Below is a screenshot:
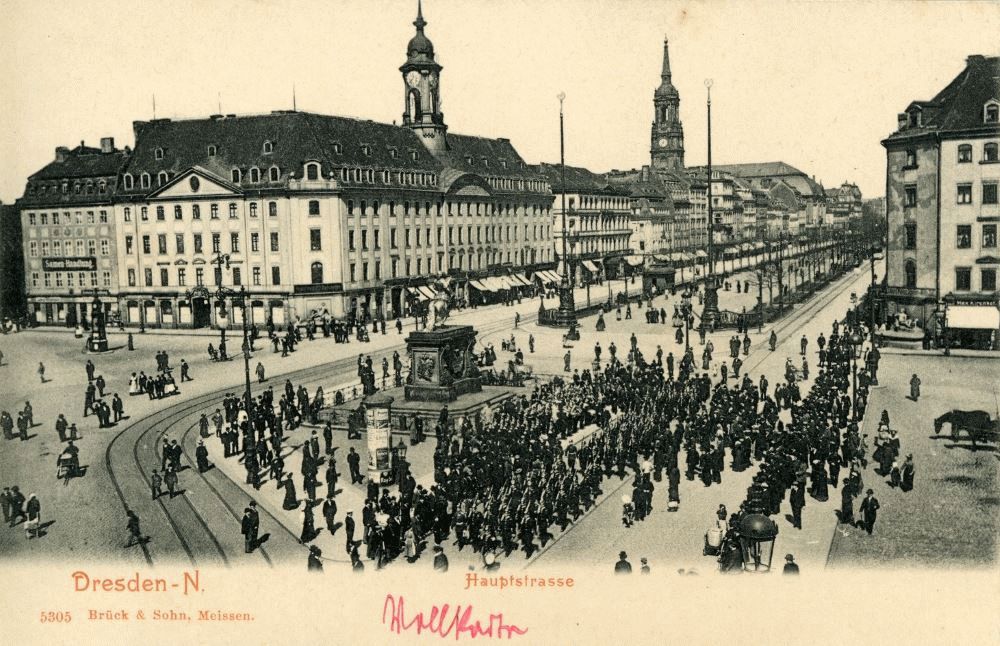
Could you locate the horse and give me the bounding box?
[933,410,1000,448]
[426,295,450,330]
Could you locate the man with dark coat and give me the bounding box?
[614,550,632,574]
[840,480,855,525]
[433,545,449,572]
[195,440,210,472]
[241,506,257,553]
[790,481,806,529]
[347,447,363,484]
[859,489,880,535]
[322,495,337,534]
[782,554,800,575]
[325,459,338,498]
[344,511,356,553]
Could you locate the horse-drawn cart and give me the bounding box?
[933,410,1000,448]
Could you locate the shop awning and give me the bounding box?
[469,279,489,292]
[695,250,708,258]
[418,286,437,300]
[513,273,533,287]
[536,270,562,284]
[407,286,429,301]
[582,260,600,273]
[946,305,1000,330]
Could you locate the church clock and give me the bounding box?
[658,138,668,148]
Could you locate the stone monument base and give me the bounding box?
[404,325,482,403]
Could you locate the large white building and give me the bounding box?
[19,3,555,329]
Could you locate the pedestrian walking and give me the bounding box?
[347,447,363,484]
[242,502,260,553]
[859,489,880,535]
[909,374,921,401]
[180,360,192,382]
[782,554,800,575]
[125,510,145,547]
[24,494,40,539]
[38,362,45,383]
[163,465,178,498]
[150,469,163,499]
[614,550,632,574]
[433,544,449,572]
[307,545,324,572]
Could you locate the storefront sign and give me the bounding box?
[42,257,96,272]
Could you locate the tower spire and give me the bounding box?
[661,36,672,80]
[414,0,426,31]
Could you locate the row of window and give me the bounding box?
[124,202,271,222]
[125,231,280,256]
[344,198,549,219]
[904,181,999,207]
[955,224,997,249]
[31,271,112,289]
[343,222,552,252]
[905,142,998,167]
[27,211,108,226]
[338,249,547,285]
[126,265,281,288]
[29,239,110,257]
[27,180,108,197]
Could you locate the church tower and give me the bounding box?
[400,0,447,152]
[650,37,684,171]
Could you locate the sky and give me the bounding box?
[1,0,998,204]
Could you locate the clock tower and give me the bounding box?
[401,0,447,152]
[651,37,684,172]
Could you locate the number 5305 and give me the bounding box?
[40,611,72,623]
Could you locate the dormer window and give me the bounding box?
[140,173,151,189]
[263,140,273,154]
[305,163,319,181]
[207,145,217,156]
[908,110,921,128]
[985,102,999,124]
[231,168,242,183]
[123,174,134,190]
[361,144,372,156]
[154,147,164,160]
[389,148,399,159]
[500,160,508,169]
[269,166,280,181]
[157,171,169,186]
[410,151,418,161]
[482,158,489,167]
[332,142,342,154]
[465,156,473,164]
[383,170,390,183]
[904,149,917,168]
[250,167,260,183]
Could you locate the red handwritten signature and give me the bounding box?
[382,594,528,640]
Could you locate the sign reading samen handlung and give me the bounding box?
[41,257,97,272]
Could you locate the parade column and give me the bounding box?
[364,392,394,485]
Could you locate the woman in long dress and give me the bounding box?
[128,373,140,396]
[300,503,315,543]
[282,475,298,510]
[404,527,418,562]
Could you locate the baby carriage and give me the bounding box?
[703,519,725,556]
[56,450,80,481]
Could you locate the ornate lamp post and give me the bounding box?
[87,288,109,353]
[555,91,577,328]
[737,512,779,573]
[702,78,720,330]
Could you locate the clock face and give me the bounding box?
[406,71,421,88]
[658,138,668,148]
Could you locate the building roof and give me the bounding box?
[438,134,542,184]
[885,55,1000,143]
[693,161,826,199]
[121,111,443,195]
[537,162,623,194]
[28,144,128,181]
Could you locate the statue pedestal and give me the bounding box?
[88,337,110,353]
[405,325,482,403]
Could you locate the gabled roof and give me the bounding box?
[437,134,541,184]
[695,161,826,199]
[885,55,1000,142]
[537,162,623,194]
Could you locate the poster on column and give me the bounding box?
[366,405,391,472]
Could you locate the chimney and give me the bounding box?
[55,146,70,163]
[897,113,907,130]
[967,54,985,65]
[100,137,115,153]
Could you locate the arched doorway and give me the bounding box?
[192,297,211,328]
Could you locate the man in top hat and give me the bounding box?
[614,550,632,574]
[782,554,799,575]
[241,501,259,553]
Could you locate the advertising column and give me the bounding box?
[364,392,394,484]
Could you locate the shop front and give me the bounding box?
[944,297,1000,351]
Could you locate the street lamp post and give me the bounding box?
[869,245,879,346]
[550,91,577,329]
[702,78,720,330]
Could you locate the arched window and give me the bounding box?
[269,166,280,181]
[310,262,323,284]
[408,90,420,121]
[306,163,319,180]
[140,173,151,189]
[904,260,917,288]
[123,174,134,190]
[231,168,242,183]
[157,171,169,186]
[154,147,164,160]
[207,145,217,156]
[958,144,972,163]
[985,143,999,163]
[263,140,273,154]
[249,167,260,183]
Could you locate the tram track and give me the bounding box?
[104,310,525,567]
